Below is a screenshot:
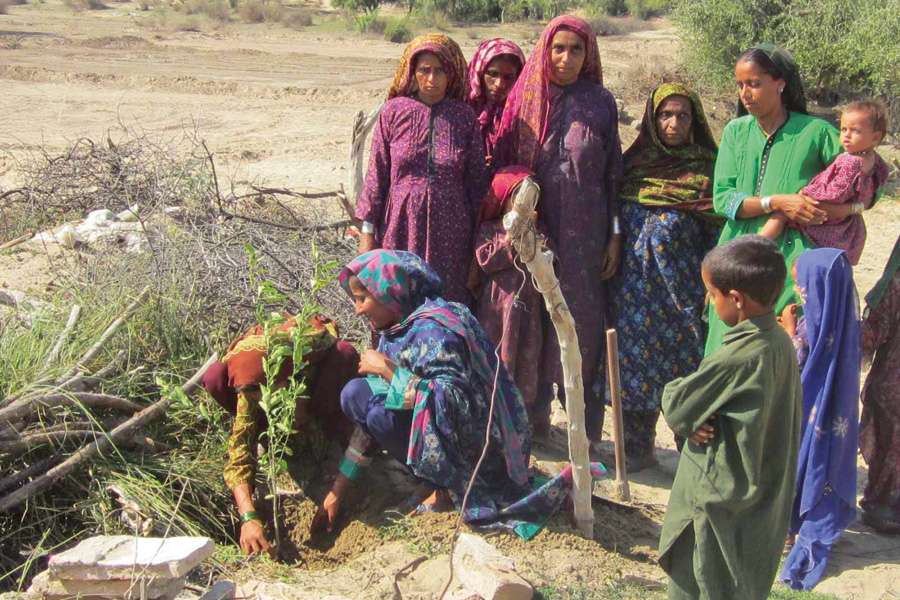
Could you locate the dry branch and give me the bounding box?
[0,392,142,426]
[503,177,593,539]
[43,305,82,369]
[58,286,150,382]
[0,456,61,495]
[0,430,105,457]
[0,354,217,512]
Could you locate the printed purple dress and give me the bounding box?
[355,96,490,304]
[534,81,623,440]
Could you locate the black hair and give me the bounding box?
[702,236,786,307]
[737,48,784,81]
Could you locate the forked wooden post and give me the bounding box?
[347,104,384,211]
[605,328,631,501]
[503,177,593,539]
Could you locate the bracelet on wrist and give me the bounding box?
[612,216,622,235]
[239,510,261,524]
[850,202,864,215]
[760,196,774,214]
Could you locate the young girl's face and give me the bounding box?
[348,276,397,331]
[840,109,882,154]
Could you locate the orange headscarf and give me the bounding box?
[387,33,469,102]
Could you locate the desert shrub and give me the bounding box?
[384,18,413,43]
[352,9,381,32]
[496,0,572,21]
[237,0,264,21]
[261,0,282,21]
[180,0,230,20]
[580,0,625,16]
[587,14,645,35]
[281,7,312,28]
[63,0,108,10]
[674,0,900,131]
[335,0,379,11]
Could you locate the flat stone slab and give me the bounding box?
[28,570,184,600]
[48,536,213,580]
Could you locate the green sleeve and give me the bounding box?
[818,121,842,167]
[712,122,748,220]
[661,355,764,439]
[383,367,416,410]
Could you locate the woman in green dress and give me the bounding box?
[706,43,842,353]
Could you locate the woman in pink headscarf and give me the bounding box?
[495,16,623,444]
[466,38,526,166]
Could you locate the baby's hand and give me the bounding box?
[690,417,715,446]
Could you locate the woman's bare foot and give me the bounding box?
[416,488,453,514]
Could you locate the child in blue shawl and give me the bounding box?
[780,248,861,590]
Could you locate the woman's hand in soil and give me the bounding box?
[773,194,827,226]
[599,234,623,280]
[358,349,396,381]
[240,519,273,556]
[689,418,715,446]
[311,490,341,535]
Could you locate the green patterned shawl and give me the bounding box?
[620,83,719,215]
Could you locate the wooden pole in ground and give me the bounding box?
[503,177,593,539]
[605,328,631,501]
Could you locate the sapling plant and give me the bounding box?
[245,241,338,553]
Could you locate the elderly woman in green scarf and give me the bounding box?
[602,82,720,470]
[705,43,841,353]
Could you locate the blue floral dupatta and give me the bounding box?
[782,248,861,590]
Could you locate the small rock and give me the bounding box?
[615,99,625,112]
[117,205,141,222]
[198,581,235,600]
[453,533,533,600]
[84,209,117,227]
[28,570,184,600]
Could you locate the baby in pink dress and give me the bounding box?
[761,100,890,265]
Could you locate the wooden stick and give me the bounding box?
[0,393,142,426]
[503,177,594,538]
[58,286,151,382]
[605,329,631,502]
[0,456,61,495]
[0,354,217,512]
[347,104,383,210]
[43,305,82,368]
[0,232,34,250]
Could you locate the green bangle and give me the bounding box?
[239,510,261,524]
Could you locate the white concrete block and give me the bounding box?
[49,536,214,581]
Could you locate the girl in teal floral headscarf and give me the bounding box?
[314,250,606,539]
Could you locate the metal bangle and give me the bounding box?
[612,216,622,235]
[851,202,864,215]
[239,510,261,524]
[760,196,774,214]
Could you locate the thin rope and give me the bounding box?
[437,245,530,599]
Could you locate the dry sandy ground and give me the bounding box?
[1,2,898,599]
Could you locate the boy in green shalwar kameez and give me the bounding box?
[659,236,802,600]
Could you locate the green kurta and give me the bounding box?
[659,313,802,600]
[706,112,841,354]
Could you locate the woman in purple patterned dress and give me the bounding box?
[355,34,490,305]
[495,16,623,442]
